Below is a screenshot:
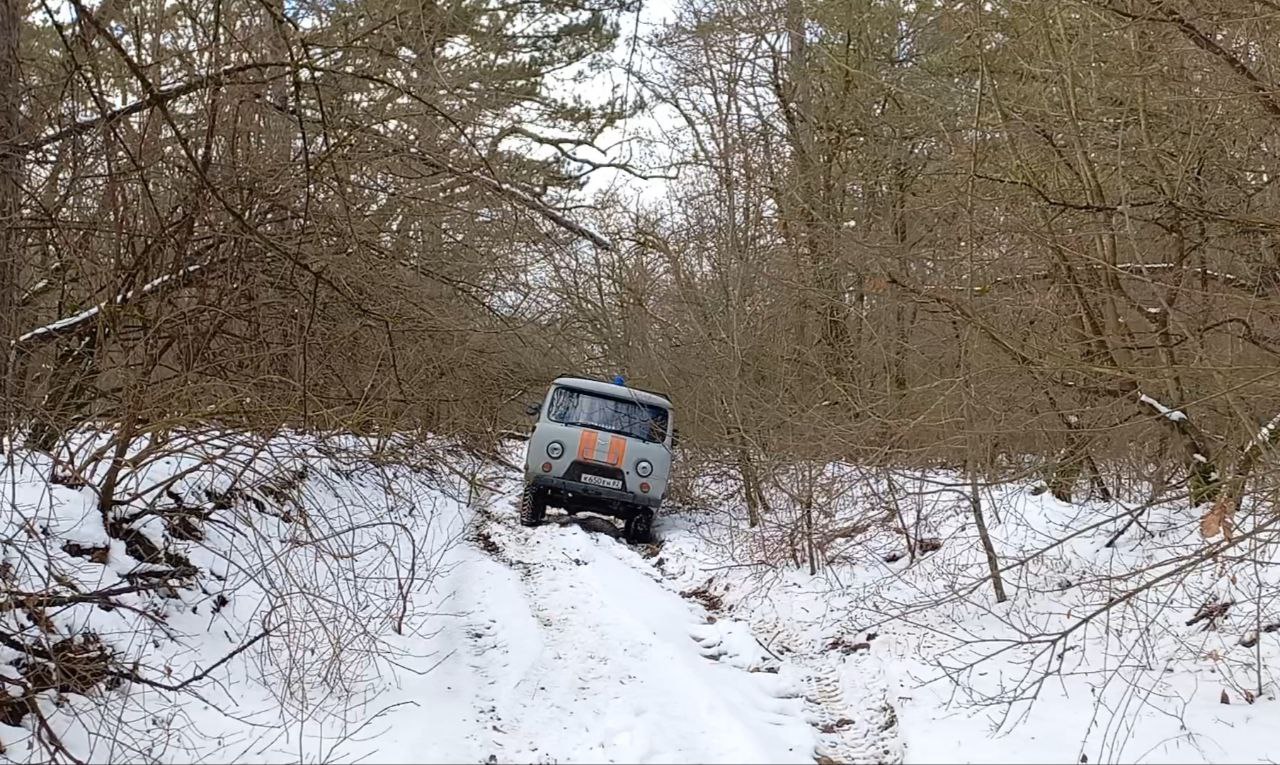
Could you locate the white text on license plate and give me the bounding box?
[581,473,622,490]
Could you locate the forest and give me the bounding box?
[2,0,1280,762]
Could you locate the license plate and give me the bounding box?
[580,473,622,490]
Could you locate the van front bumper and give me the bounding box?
[529,474,661,509]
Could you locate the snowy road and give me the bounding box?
[389,493,821,764]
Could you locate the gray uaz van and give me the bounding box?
[522,376,674,544]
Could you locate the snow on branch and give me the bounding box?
[928,262,1251,295]
[19,278,52,307]
[13,261,212,349]
[1244,412,1280,455]
[1138,392,1188,423]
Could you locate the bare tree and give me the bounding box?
[0,0,19,429]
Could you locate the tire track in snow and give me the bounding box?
[681,610,901,764]
[652,566,903,764]
[801,637,901,764]
[466,465,901,764]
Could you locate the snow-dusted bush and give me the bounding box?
[0,428,477,763]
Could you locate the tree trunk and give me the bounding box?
[969,466,1007,603]
[0,0,21,434]
[734,432,771,529]
[803,488,816,576]
[738,447,762,528]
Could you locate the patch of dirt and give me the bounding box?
[883,537,942,563]
[106,518,196,576]
[2,632,122,732]
[917,537,942,554]
[552,513,623,539]
[471,525,503,557]
[469,506,535,577]
[878,703,897,732]
[679,584,723,613]
[824,636,871,655]
[636,540,664,559]
[1187,599,1233,631]
[62,541,109,564]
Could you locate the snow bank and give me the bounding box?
[656,467,1280,764]
[15,427,1268,764]
[0,431,479,763]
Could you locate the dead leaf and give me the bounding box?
[1200,495,1236,541]
[1220,689,1230,705]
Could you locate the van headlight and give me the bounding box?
[546,441,564,459]
[635,459,653,477]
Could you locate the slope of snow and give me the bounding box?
[656,467,1280,765]
[0,432,479,763]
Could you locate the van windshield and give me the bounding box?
[548,387,669,443]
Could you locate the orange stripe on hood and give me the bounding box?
[577,430,600,462]
[605,436,627,467]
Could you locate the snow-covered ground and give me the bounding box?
[4,435,1277,763]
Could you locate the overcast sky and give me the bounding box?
[575,0,680,205]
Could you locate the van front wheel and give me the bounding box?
[519,486,546,527]
[624,511,653,544]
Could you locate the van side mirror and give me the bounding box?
[524,402,541,417]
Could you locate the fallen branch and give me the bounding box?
[0,583,157,610]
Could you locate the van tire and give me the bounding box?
[624,511,653,544]
[519,486,546,527]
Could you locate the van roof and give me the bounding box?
[553,376,672,409]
